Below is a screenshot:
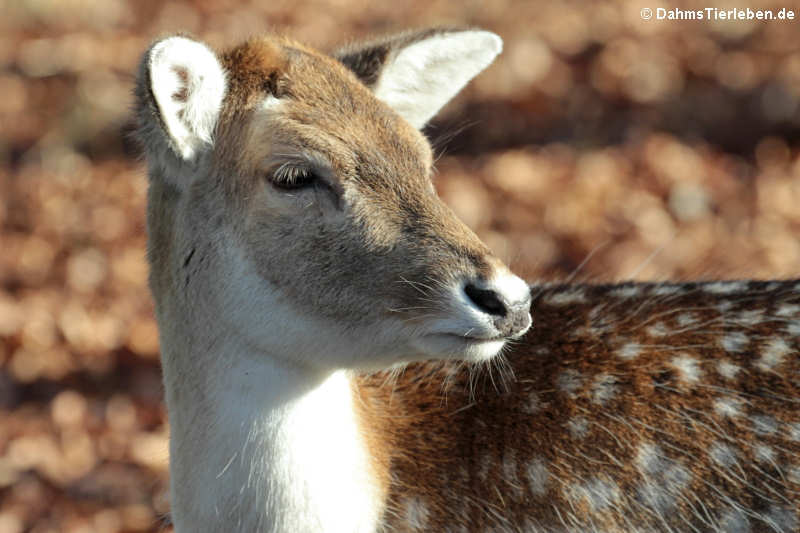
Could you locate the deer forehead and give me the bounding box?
[218,36,434,188]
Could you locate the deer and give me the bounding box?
[133,27,800,533]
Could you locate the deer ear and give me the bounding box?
[137,36,227,164]
[336,29,502,129]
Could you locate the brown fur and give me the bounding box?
[135,30,800,533]
[358,280,800,532]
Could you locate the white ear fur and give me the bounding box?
[148,37,227,161]
[373,31,502,129]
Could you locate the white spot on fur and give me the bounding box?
[757,338,791,372]
[788,422,800,442]
[709,442,738,468]
[556,370,583,398]
[704,281,747,294]
[719,508,750,533]
[522,391,541,414]
[716,300,734,313]
[720,332,749,353]
[634,444,692,513]
[786,321,800,337]
[789,466,800,484]
[754,444,776,463]
[676,313,699,327]
[569,478,620,511]
[752,414,778,436]
[652,284,682,296]
[635,443,665,475]
[502,450,523,498]
[403,497,429,530]
[671,354,702,383]
[776,304,800,317]
[617,342,642,360]
[646,322,670,337]
[591,374,618,405]
[762,504,797,531]
[716,360,741,380]
[526,457,549,497]
[566,416,589,439]
[713,397,743,419]
[735,309,765,326]
[610,285,641,298]
[544,288,587,306]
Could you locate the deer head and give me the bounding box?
[136,29,531,373]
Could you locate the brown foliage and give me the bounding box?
[1,1,799,531]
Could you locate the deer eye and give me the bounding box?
[269,165,319,191]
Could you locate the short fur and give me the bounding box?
[136,28,529,533]
[135,29,799,533]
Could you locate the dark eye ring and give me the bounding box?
[269,165,319,191]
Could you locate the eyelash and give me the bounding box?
[269,164,319,191]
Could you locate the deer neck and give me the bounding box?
[160,327,385,533]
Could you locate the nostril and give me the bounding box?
[464,283,508,317]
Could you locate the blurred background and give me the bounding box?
[1,0,800,531]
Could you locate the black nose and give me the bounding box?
[464,282,532,338]
[464,283,507,316]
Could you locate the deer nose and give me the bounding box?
[463,276,532,338]
[464,284,507,316]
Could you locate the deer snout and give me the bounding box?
[463,273,532,339]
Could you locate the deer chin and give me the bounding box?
[410,332,508,362]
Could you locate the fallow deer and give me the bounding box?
[134,28,800,532]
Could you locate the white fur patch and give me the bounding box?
[675,313,698,327]
[720,332,749,353]
[610,285,641,298]
[522,391,541,414]
[751,414,778,436]
[789,466,800,484]
[670,354,702,383]
[544,288,587,306]
[716,359,741,380]
[651,284,683,296]
[776,304,800,317]
[402,497,429,530]
[757,338,791,372]
[566,416,590,439]
[569,478,620,511]
[527,457,549,497]
[735,309,765,326]
[713,397,743,418]
[148,37,227,162]
[754,444,776,463]
[789,422,800,442]
[703,281,747,294]
[617,342,642,360]
[709,442,738,468]
[646,322,670,337]
[556,369,583,398]
[373,31,502,128]
[719,508,750,533]
[591,373,618,405]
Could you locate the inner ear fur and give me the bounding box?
[135,36,227,176]
[334,28,503,129]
